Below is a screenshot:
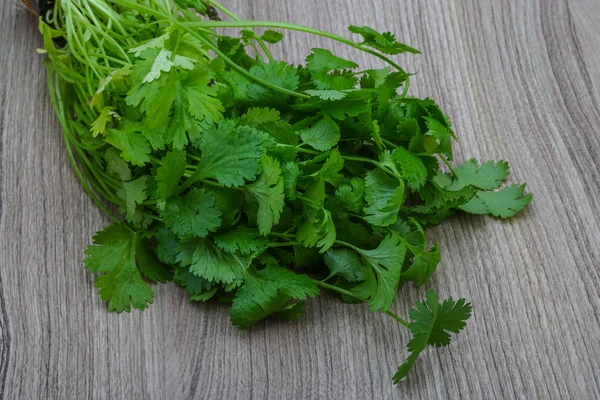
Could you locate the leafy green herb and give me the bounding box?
[38,0,532,384]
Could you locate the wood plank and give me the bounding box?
[0,0,599,398]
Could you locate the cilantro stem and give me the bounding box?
[439,154,459,176]
[268,241,300,248]
[384,310,410,327]
[181,20,408,74]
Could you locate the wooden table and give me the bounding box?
[1,0,599,398]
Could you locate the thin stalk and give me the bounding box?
[181,19,408,73]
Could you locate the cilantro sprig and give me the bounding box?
[37,0,532,383]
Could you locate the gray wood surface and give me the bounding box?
[1,0,600,398]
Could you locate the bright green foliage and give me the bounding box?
[459,184,533,218]
[393,290,472,383]
[42,0,532,384]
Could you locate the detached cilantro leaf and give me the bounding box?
[195,120,268,187]
[351,233,407,311]
[393,147,428,191]
[299,115,341,151]
[393,290,472,383]
[106,129,151,167]
[349,26,420,55]
[363,169,405,226]
[156,150,187,200]
[459,184,533,218]
[176,237,245,284]
[246,155,285,235]
[161,188,222,238]
[84,223,165,312]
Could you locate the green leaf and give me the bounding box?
[248,60,299,102]
[306,48,359,90]
[393,290,472,383]
[393,147,428,191]
[116,176,148,221]
[305,90,348,101]
[83,223,156,312]
[452,159,510,190]
[195,120,268,187]
[214,226,269,254]
[106,129,151,167]
[324,248,365,282]
[313,148,345,186]
[237,107,281,128]
[348,26,420,55]
[261,30,284,44]
[363,169,405,226]
[334,178,365,213]
[156,150,187,200]
[245,155,285,235]
[299,115,340,151]
[230,266,319,329]
[104,147,132,181]
[176,237,246,284]
[173,267,217,301]
[351,233,407,311]
[459,184,533,218]
[161,188,222,238]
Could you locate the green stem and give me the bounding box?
[384,310,410,327]
[181,20,407,74]
[439,154,459,176]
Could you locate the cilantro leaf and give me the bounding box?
[245,155,285,235]
[194,120,268,187]
[84,223,161,312]
[248,60,299,102]
[161,188,222,238]
[393,147,428,191]
[230,265,319,329]
[214,226,269,254]
[351,233,407,311]
[176,237,245,284]
[156,150,187,200]
[459,184,533,218]
[348,26,420,55]
[106,129,151,167]
[299,115,341,151]
[363,169,405,226]
[452,159,510,190]
[393,290,472,383]
[324,248,365,282]
[116,176,148,222]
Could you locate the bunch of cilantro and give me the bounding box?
[38,0,532,383]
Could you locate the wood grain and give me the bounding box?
[1,0,600,398]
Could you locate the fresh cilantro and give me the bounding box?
[393,290,472,383]
[40,0,533,383]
